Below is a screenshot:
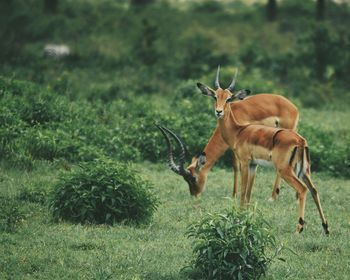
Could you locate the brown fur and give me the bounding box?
[186,93,299,198]
[209,87,328,234]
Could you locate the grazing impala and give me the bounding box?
[159,66,299,201]
[194,68,329,234]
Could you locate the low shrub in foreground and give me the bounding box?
[186,207,282,280]
[49,159,158,225]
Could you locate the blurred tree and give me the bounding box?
[44,0,58,14]
[316,0,325,20]
[130,0,153,6]
[297,25,335,81]
[134,19,158,65]
[266,0,277,21]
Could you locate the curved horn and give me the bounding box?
[160,126,188,172]
[155,124,181,175]
[215,65,221,89]
[156,125,197,189]
[228,68,238,92]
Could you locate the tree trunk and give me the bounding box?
[44,0,58,14]
[266,0,277,21]
[316,0,325,20]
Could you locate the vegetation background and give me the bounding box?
[0,0,349,279]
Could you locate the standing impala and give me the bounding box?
[159,67,299,201]
[193,68,329,234]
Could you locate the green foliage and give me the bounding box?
[0,196,25,232]
[0,0,349,176]
[0,106,26,150]
[0,1,349,278]
[299,123,333,172]
[20,93,67,126]
[23,129,58,160]
[1,76,349,177]
[49,159,158,225]
[0,163,349,279]
[17,181,49,204]
[299,123,350,177]
[186,207,281,280]
[1,0,350,105]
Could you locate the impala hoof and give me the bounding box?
[322,222,329,235]
[295,224,304,234]
[296,218,305,234]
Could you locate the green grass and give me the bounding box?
[0,161,349,279]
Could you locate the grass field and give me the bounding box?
[1,160,349,279]
[1,1,350,279]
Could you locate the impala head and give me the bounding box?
[197,66,251,119]
[156,125,207,197]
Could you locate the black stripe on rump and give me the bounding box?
[289,146,298,166]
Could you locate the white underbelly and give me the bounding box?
[251,159,274,168]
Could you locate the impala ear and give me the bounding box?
[234,89,251,100]
[197,83,216,98]
[195,152,206,173]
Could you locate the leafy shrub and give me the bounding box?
[49,159,158,225]
[0,196,25,232]
[298,123,334,172]
[1,76,349,178]
[299,123,350,178]
[186,207,281,280]
[0,105,27,162]
[0,106,26,146]
[239,44,270,71]
[23,129,58,160]
[4,151,34,171]
[328,144,350,178]
[17,182,49,204]
[20,93,68,126]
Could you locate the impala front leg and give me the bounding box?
[232,153,240,198]
[246,163,258,203]
[239,162,249,208]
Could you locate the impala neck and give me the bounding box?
[201,126,229,172]
[193,126,228,192]
[218,104,244,146]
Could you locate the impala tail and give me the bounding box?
[289,143,310,179]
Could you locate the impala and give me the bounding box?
[194,68,329,234]
[159,66,299,201]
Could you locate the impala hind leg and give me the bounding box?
[270,175,281,202]
[302,174,329,234]
[270,173,300,203]
[232,153,239,198]
[281,170,308,233]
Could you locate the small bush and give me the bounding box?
[20,93,67,126]
[0,106,26,147]
[49,159,158,225]
[0,196,25,232]
[4,152,34,171]
[17,182,49,204]
[299,123,350,178]
[23,129,58,161]
[186,207,281,280]
[298,123,334,172]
